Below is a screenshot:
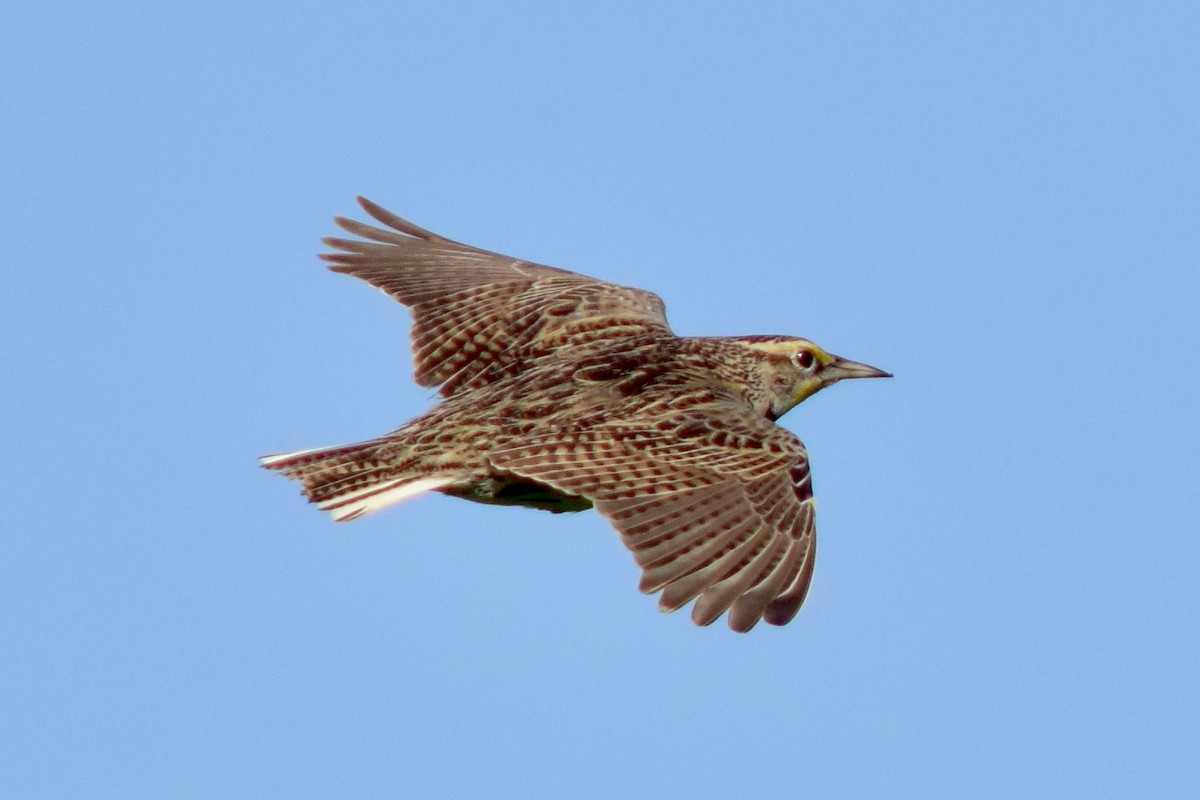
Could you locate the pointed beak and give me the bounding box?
[824,355,892,381]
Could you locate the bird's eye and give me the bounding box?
[794,349,816,370]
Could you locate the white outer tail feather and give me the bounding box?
[259,446,334,468]
[317,475,456,522]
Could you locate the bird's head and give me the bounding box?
[739,336,892,420]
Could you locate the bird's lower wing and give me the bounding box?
[489,414,817,631]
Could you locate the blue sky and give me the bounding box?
[4,2,1198,797]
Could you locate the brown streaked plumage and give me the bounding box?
[261,197,890,632]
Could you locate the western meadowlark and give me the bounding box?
[262,197,889,631]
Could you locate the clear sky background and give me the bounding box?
[4,2,1198,797]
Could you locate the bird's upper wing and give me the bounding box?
[320,197,672,397]
[489,403,817,632]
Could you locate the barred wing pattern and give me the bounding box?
[321,197,672,397]
[491,409,817,631]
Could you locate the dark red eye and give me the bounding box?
[795,349,816,369]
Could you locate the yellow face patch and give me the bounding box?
[792,375,827,405]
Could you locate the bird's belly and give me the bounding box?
[445,477,594,514]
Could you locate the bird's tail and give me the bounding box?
[259,438,455,522]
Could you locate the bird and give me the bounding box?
[261,197,890,632]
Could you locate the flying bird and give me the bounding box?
[262,198,889,631]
